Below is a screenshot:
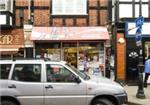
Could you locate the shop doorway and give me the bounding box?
[63,43,77,68]
[126,49,139,85]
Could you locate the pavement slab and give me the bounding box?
[124,85,150,105]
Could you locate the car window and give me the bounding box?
[0,64,12,79]
[46,64,76,83]
[12,64,41,82]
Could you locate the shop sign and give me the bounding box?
[0,35,13,44]
[126,22,150,37]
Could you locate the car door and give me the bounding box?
[44,63,87,105]
[8,63,44,105]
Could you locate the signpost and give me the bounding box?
[135,16,146,99]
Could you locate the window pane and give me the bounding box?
[0,64,12,79]
[52,0,63,14]
[52,0,87,15]
[119,4,132,18]
[135,4,148,17]
[46,64,76,82]
[12,64,41,82]
[0,0,5,10]
[76,0,87,14]
[65,0,74,13]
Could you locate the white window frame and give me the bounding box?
[52,0,87,15]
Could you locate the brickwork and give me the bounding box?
[89,10,98,26]
[16,0,28,6]
[14,0,108,27]
[34,0,50,6]
[100,10,107,26]
[34,10,49,26]
[117,33,126,80]
[89,0,98,7]
[76,18,87,26]
[52,18,63,26]
[65,19,74,26]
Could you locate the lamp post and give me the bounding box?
[136,0,145,99]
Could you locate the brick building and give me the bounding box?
[0,0,112,76]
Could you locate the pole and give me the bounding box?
[136,0,145,99]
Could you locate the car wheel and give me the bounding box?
[92,98,114,105]
[1,100,17,105]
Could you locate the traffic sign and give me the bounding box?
[135,16,144,27]
[135,34,142,46]
[135,26,142,46]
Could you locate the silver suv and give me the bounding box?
[0,59,127,105]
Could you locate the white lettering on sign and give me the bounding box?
[0,35,13,44]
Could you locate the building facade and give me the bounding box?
[113,0,150,84]
[0,0,112,76]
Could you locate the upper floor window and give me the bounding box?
[0,0,12,12]
[52,0,87,15]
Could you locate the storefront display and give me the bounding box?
[35,41,105,75]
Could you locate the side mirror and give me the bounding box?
[75,76,81,84]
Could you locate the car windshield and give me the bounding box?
[66,64,90,80]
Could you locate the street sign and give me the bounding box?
[135,16,144,47]
[135,27,142,46]
[135,16,144,27]
[135,33,142,46]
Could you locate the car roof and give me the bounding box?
[0,58,67,64]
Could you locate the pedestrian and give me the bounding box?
[105,59,111,78]
[144,55,150,88]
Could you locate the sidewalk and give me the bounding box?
[124,85,150,105]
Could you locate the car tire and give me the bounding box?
[92,98,114,105]
[1,100,17,105]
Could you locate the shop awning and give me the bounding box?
[0,29,25,54]
[0,45,24,54]
[31,27,109,41]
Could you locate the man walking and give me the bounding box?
[144,56,150,88]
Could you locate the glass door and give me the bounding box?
[63,43,77,68]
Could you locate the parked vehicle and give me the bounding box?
[0,59,127,105]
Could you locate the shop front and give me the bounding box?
[0,29,24,58]
[125,22,150,84]
[31,27,109,76]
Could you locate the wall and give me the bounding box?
[15,0,109,27]
[116,33,126,81]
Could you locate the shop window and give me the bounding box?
[78,42,104,76]
[46,64,76,82]
[35,43,61,61]
[12,64,41,82]
[52,0,87,15]
[0,64,12,79]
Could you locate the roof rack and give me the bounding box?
[0,57,51,61]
